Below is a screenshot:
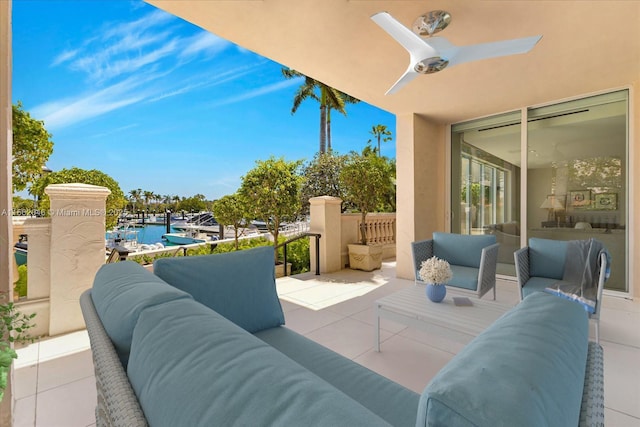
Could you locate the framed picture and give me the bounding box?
[594,193,617,210]
[568,190,591,208]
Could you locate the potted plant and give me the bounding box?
[0,294,36,401]
[419,257,453,302]
[340,151,388,271]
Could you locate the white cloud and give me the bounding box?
[210,79,301,108]
[146,65,254,103]
[39,8,275,130]
[180,32,230,58]
[91,123,140,139]
[51,49,80,67]
[102,9,174,42]
[31,76,152,130]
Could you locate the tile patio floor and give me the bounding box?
[13,260,640,426]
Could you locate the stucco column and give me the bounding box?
[22,218,51,300]
[45,183,110,336]
[0,1,12,425]
[395,113,446,280]
[309,196,342,273]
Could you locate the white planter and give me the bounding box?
[347,244,383,271]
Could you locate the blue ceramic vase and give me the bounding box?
[426,283,447,303]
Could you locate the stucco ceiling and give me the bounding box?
[146,0,640,125]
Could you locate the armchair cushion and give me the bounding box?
[154,246,285,334]
[529,238,568,280]
[433,232,497,269]
[449,265,479,291]
[522,277,558,298]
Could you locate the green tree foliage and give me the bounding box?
[360,145,396,212]
[282,236,310,274]
[12,102,54,192]
[340,151,391,245]
[368,124,393,156]
[177,194,207,213]
[299,152,348,214]
[31,167,126,230]
[12,196,34,213]
[0,295,36,401]
[212,193,249,250]
[282,68,359,154]
[14,265,27,298]
[239,157,303,262]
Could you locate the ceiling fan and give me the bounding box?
[371,11,542,95]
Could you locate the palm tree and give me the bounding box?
[327,93,359,151]
[128,188,142,212]
[142,190,154,211]
[368,124,393,155]
[282,68,358,154]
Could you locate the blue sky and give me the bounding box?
[12,0,395,200]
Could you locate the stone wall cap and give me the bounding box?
[23,217,52,229]
[44,183,111,198]
[309,196,343,205]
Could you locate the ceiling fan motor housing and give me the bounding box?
[414,57,449,74]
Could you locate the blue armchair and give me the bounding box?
[514,238,609,343]
[411,232,499,299]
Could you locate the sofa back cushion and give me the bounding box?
[529,237,568,280]
[417,292,588,427]
[90,261,192,367]
[127,298,390,427]
[153,246,284,333]
[433,232,497,268]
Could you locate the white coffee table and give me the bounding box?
[374,286,514,351]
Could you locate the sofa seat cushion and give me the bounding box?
[448,265,479,291]
[522,276,559,298]
[433,232,497,269]
[154,246,284,333]
[127,299,391,427]
[255,326,420,427]
[90,261,193,367]
[417,292,589,427]
[529,238,568,280]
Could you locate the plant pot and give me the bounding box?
[347,244,383,272]
[275,262,292,278]
[425,283,447,303]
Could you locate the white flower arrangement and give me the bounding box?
[419,256,452,285]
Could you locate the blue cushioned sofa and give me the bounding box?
[412,232,499,299]
[80,246,603,427]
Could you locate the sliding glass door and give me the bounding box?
[527,91,628,292]
[451,112,521,276]
[451,90,629,292]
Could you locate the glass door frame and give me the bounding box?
[446,87,632,297]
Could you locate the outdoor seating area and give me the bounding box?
[411,232,499,299]
[12,258,640,426]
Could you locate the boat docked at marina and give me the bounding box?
[162,226,218,245]
[106,226,166,253]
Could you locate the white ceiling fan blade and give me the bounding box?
[447,35,542,67]
[371,12,436,58]
[386,68,419,95]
